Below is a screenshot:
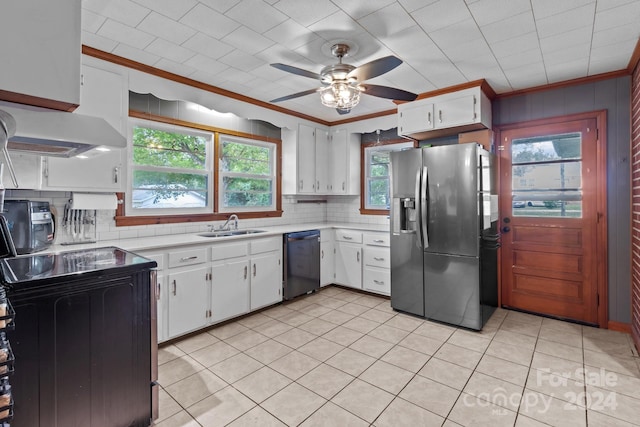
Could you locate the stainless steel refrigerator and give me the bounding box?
[390,143,499,330]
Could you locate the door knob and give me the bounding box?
[502,226,511,233]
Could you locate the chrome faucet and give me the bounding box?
[218,214,239,231]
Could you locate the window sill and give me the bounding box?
[359,208,389,216]
[115,210,283,227]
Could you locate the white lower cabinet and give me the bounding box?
[363,267,391,294]
[334,242,362,289]
[167,265,209,337]
[211,259,250,323]
[362,232,391,296]
[249,237,283,310]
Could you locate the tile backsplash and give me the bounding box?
[5,190,388,244]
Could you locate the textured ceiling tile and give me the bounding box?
[491,32,540,58]
[182,33,234,60]
[224,0,288,33]
[83,0,150,27]
[131,0,198,20]
[184,54,230,76]
[498,48,543,71]
[112,43,161,66]
[272,0,340,27]
[358,2,416,39]
[331,0,396,20]
[82,9,107,33]
[218,49,265,72]
[97,19,155,50]
[222,26,275,56]
[591,22,639,48]
[137,12,196,45]
[429,18,484,50]
[153,58,196,77]
[399,0,439,13]
[468,0,531,27]
[594,1,640,31]
[531,0,595,19]
[535,3,596,39]
[480,11,536,43]
[263,19,320,50]
[539,26,593,54]
[546,58,589,83]
[179,3,240,39]
[81,31,118,52]
[411,0,472,33]
[145,38,195,64]
[196,0,241,14]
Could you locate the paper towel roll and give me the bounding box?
[70,193,118,210]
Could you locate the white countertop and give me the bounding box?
[46,223,390,254]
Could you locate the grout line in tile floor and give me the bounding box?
[155,286,640,427]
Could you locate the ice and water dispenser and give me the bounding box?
[392,197,417,234]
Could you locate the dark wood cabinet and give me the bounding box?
[7,270,152,427]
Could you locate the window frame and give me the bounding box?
[116,112,282,226]
[360,138,416,215]
[218,134,277,213]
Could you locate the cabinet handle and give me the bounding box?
[373,239,385,243]
[342,235,353,240]
[374,279,384,285]
[317,180,320,190]
[172,279,176,296]
[321,250,324,259]
[114,166,119,184]
[300,179,303,190]
[357,252,360,262]
[374,257,385,261]
[342,182,345,191]
[180,256,198,262]
[438,110,442,123]
[428,111,432,125]
[244,265,248,279]
[253,263,256,277]
[156,282,161,301]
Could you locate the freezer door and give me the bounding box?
[424,252,482,330]
[422,143,479,257]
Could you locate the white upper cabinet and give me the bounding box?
[42,63,128,192]
[329,128,360,195]
[297,124,317,193]
[315,128,330,193]
[0,0,81,110]
[398,86,492,140]
[1,153,41,190]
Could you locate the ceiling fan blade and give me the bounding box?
[270,63,323,80]
[347,56,403,81]
[336,108,351,115]
[360,84,418,101]
[270,88,320,103]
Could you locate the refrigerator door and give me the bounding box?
[422,143,479,257]
[390,149,425,317]
[424,252,482,330]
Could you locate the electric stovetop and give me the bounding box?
[0,246,156,289]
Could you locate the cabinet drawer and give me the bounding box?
[168,247,208,268]
[363,267,390,295]
[211,242,248,261]
[364,247,390,269]
[139,252,164,271]
[363,233,390,247]
[335,229,362,243]
[250,236,281,255]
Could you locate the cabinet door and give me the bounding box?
[334,242,362,289]
[398,101,434,135]
[211,259,250,323]
[2,153,41,189]
[250,251,282,310]
[434,95,476,129]
[156,272,167,343]
[297,124,316,193]
[315,128,330,193]
[330,129,348,194]
[44,150,123,191]
[320,239,334,287]
[167,266,209,338]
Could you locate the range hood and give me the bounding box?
[0,105,127,157]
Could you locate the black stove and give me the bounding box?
[1,246,156,288]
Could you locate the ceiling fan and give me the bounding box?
[269,43,418,115]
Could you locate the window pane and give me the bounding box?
[133,127,206,169]
[512,133,581,164]
[512,132,582,218]
[132,170,208,209]
[368,178,389,208]
[221,141,270,175]
[222,177,272,207]
[370,163,389,177]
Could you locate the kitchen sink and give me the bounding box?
[198,229,266,238]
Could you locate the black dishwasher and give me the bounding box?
[0,246,157,427]
[283,230,320,300]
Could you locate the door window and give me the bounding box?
[511,132,582,217]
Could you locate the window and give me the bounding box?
[219,135,276,212]
[361,140,415,214]
[129,122,212,215]
[120,117,282,225]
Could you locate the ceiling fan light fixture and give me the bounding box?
[320,81,361,110]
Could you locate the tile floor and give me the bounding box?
[155,286,640,427]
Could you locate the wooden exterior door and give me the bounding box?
[498,113,606,325]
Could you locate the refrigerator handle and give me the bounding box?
[421,166,429,248]
[415,167,423,249]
